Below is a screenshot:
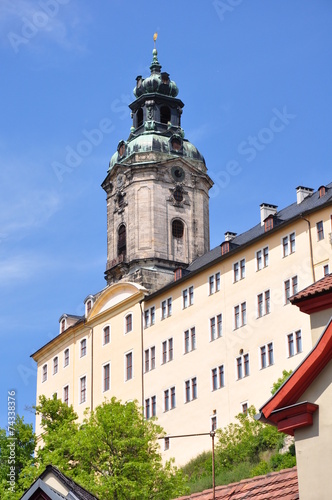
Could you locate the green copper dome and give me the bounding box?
[133,48,179,98]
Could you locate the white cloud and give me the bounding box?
[0,0,90,54]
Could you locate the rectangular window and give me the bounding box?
[184,327,196,353]
[63,385,69,405]
[236,353,249,379]
[234,302,246,328]
[290,232,296,253]
[211,365,225,391]
[161,338,173,364]
[80,376,86,404]
[210,314,223,341]
[233,259,245,282]
[209,272,220,294]
[42,364,47,383]
[145,398,150,419]
[145,396,157,419]
[64,348,69,367]
[144,346,155,372]
[287,330,302,357]
[103,326,110,345]
[144,310,150,328]
[317,221,324,241]
[257,290,270,317]
[256,247,269,270]
[284,276,298,304]
[53,357,58,375]
[242,402,248,414]
[125,314,132,333]
[185,378,197,403]
[80,339,87,357]
[324,264,329,276]
[164,387,175,412]
[103,363,110,392]
[164,437,170,451]
[260,343,274,369]
[161,298,172,319]
[183,285,194,308]
[257,293,263,318]
[152,395,156,417]
[282,232,296,257]
[211,415,217,432]
[125,352,133,380]
[282,236,289,257]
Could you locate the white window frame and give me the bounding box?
[284,275,298,304]
[164,386,176,412]
[144,346,156,373]
[80,337,87,358]
[42,363,47,383]
[233,258,245,282]
[210,314,222,341]
[211,364,225,391]
[124,313,133,334]
[144,306,156,328]
[282,231,296,257]
[145,395,157,419]
[103,324,111,346]
[233,302,246,329]
[259,342,274,369]
[236,353,250,380]
[125,350,133,381]
[286,330,302,357]
[63,348,70,368]
[210,414,217,432]
[53,356,58,375]
[63,384,69,405]
[184,327,196,354]
[184,377,198,403]
[102,362,111,392]
[161,297,172,319]
[208,272,221,295]
[79,375,87,405]
[182,285,194,309]
[256,289,270,318]
[161,338,173,364]
[316,220,324,241]
[256,246,269,271]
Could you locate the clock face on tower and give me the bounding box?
[171,166,185,182]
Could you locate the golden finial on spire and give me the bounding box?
[153,32,158,47]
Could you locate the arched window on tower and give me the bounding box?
[137,108,143,127]
[172,219,184,239]
[160,106,171,124]
[118,224,126,258]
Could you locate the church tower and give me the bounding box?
[102,40,213,291]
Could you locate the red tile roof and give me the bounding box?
[175,467,298,499]
[291,273,332,301]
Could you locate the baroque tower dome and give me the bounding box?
[102,40,213,291]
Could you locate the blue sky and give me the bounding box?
[1,0,332,430]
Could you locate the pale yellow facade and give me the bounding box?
[33,197,332,465]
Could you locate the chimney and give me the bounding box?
[260,203,277,226]
[296,186,314,204]
[224,231,237,242]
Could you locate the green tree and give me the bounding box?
[3,396,188,500]
[0,415,36,500]
[215,406,284,469]
[271,369,293,395]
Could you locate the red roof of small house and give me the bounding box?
[290,273,332,314]
[175,466,298,499]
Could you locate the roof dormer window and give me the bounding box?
[60,318,66,333]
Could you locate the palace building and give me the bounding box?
[32,45,332,465]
